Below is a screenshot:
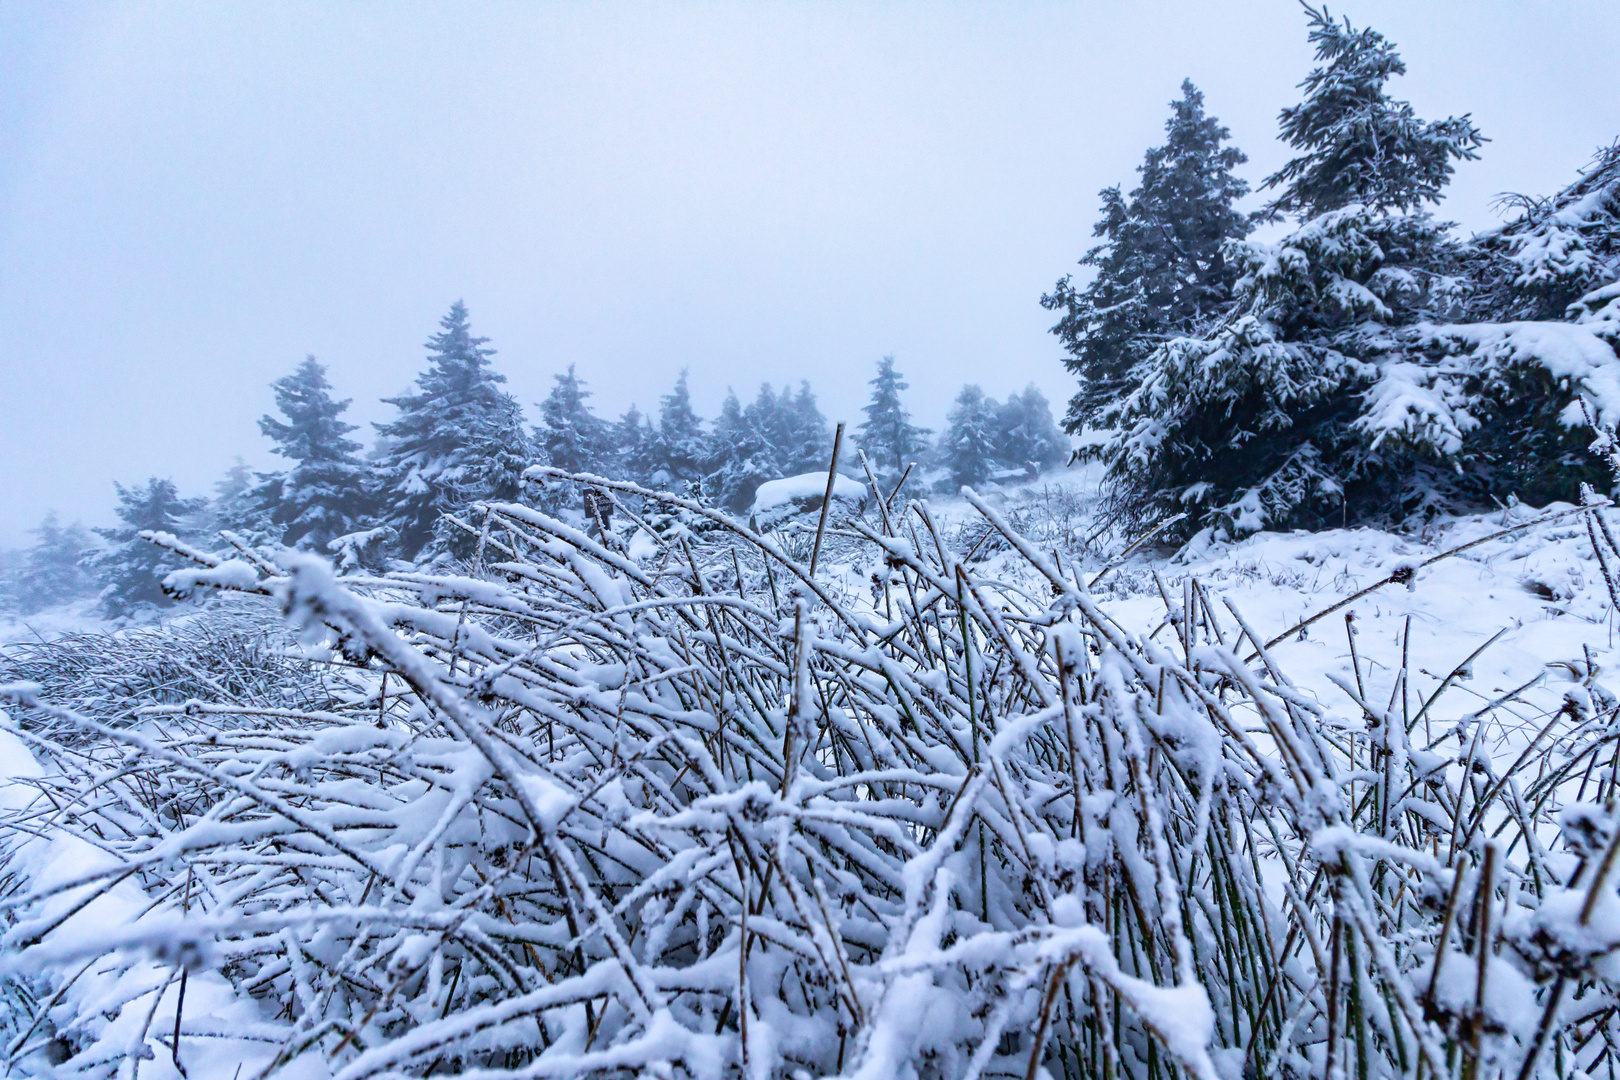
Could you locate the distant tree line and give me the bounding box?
[1,305,1065,618]
[1046,5,1619,539]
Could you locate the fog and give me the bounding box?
[1,0,1615,544]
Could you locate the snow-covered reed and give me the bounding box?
[2,469,1619,1079]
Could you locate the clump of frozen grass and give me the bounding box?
[0,470,1619,1079]
[0,597,344,744]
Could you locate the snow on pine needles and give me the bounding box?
[3,470,1620,1079]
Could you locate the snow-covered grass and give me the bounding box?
[2,467,1620,1078]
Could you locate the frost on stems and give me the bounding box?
[2,476,1620,1078]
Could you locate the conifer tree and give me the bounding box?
[1096,9,1484,535]
[1463,141,1620,323]
[614,404,656,485]
[745,385,789,468]
[1043,80,1251,431]
[209,459,274,542]
[256,356,369,551]
[857,355,930,476]
[0,548,22,614]
[373,302,533,559]
[1262,7,1484,217]
[939,385,1000,490]
[706,389,777,513]
[15,513,97,614]
[1437,141,1620,503]
[94,479,207,616]
[994,386,1068,478]
[537,365,611,476]
[782,381,830,475]
[646,370,707,489]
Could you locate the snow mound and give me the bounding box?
[749,471,865,520]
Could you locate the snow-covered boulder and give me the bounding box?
[749,471,866,528]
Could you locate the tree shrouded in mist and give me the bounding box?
[614,403,655,485]
[372,302,533,559]
[94,478,207,616]
[537,364,612,478]
[939,384,1000,490]
[780,381,831,475]
[994,385,1067,478]
[645,369,708,490]
[256,356,369,552]
[13,513,97,614]
[705,389,773,512]
[857,355,930,477]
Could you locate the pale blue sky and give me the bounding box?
[1,1,1615,542]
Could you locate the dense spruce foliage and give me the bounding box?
[1058,7,1618,539]
[1043,80,1252,432]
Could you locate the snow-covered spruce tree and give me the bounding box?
[1463,141,1620,324]
[747,383,792,467]
[254,356,369,551]
[93,479,207,617]
[372,302,532,560]
[643,369,707,490]
[1042,80,1251,433]
[1432,142,1620,503]
[856,354,931,478]
[12,513,97,614]
[994,384,1068,478]
[939,384,1000,490]
[0,546,21,612]
[1098,8,1485,535]
[208,458,275,544]
[536,364,613,478]
[1263,7,1485,219]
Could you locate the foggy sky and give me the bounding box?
[2,1,1616,544]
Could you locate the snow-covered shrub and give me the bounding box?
[3,471,1620,1078]
[0,597,340,746]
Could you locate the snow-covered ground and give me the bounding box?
[884,470,1615,751]
[0,599,110,646]
[3,467,1618,1077]
[1107,506,1609,748]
